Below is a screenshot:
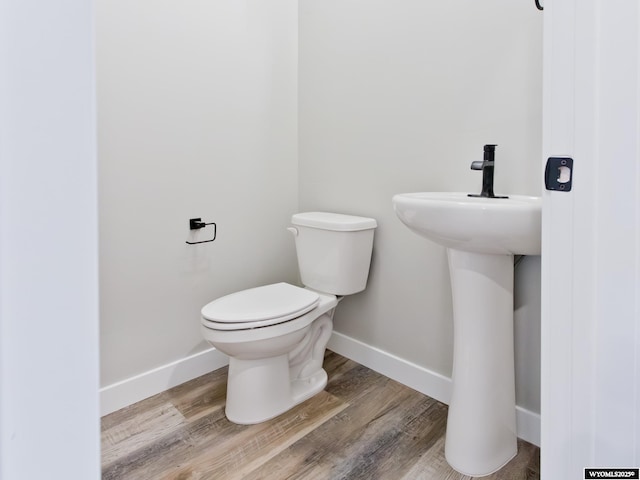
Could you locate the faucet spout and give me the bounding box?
[468,144,508,199]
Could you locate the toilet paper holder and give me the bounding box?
[186,218,217,244]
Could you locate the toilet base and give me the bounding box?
[225,354,328,425]
[292,368,327,405]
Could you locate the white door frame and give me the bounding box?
[0,1,100,479]
[542,0,640,477]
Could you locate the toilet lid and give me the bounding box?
[201,282,320,328]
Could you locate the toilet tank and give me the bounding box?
[290,212,377,295]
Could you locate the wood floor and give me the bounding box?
[101,351,539,480]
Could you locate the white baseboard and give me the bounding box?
[327,331,453,404]
[327,331,540,447]
[515,406,541,447]
[100,333,540,447]
[100,347,228,417]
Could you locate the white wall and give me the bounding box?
[97,0,299,388]
[299,0,542,413]
[98,0,543,424]
[0,0,100,478]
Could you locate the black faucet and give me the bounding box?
[468,144,508,199]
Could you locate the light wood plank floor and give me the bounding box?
[102,351,539,480]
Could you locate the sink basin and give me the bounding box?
[392,192,541,255]
[392,191,541,476]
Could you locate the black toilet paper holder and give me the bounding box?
[186,218,217,244]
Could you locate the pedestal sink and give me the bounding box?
[392,192,541,476]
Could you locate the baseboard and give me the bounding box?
[100,333,540,446]
[100,347,229,417]
[515,406,541,447]
[327,331,452,404]
[327,331,540,447]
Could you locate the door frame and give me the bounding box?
[541,0,640,476]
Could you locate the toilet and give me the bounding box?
[201,212,377,424]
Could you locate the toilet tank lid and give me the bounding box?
[292,212,377,231]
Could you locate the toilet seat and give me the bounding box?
[201,282,320,331]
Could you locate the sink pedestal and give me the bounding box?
[444,249,517,476]
[392,191,541,476]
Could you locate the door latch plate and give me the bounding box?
[545,157,573,192]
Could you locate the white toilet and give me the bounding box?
[201,212,377,424]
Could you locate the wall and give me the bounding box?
[0,0,100,477]
[98,0,543,427]
[299,0,542,414]
[97,0,298,390]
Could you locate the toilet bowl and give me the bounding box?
[201,212,376,425]
[201,283,338,424]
